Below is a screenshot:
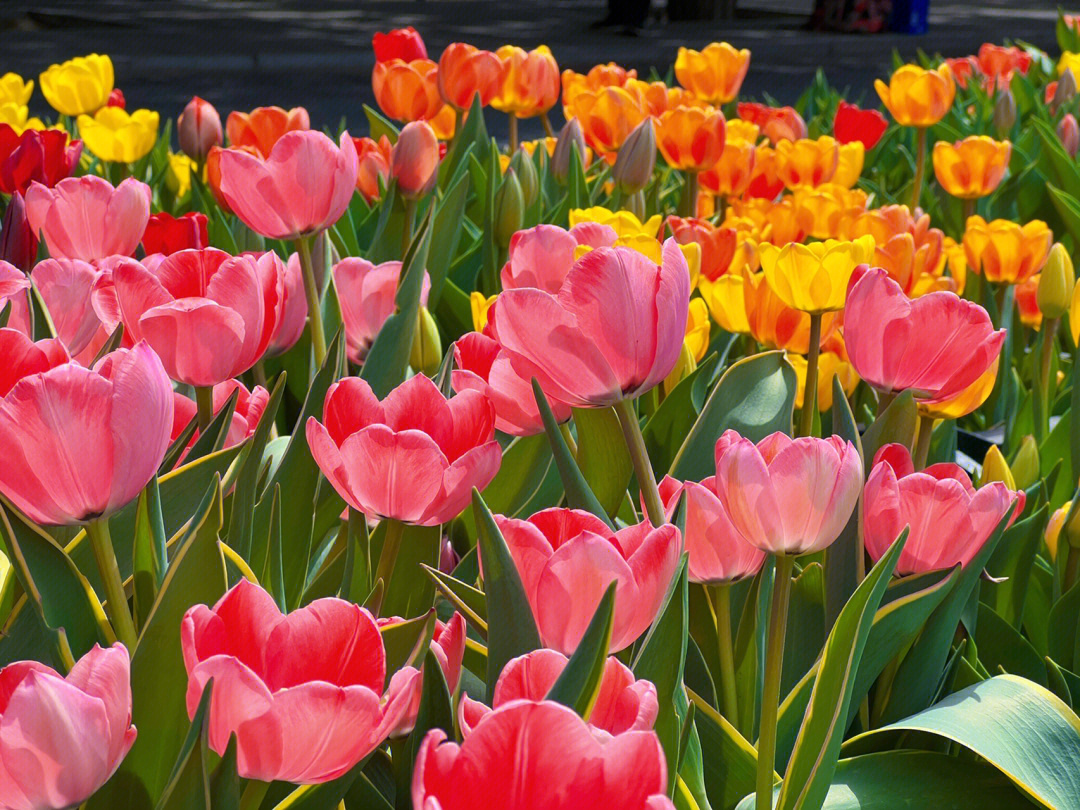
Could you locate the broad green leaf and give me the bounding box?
[984,508,1050,629]
[475,434,557,521]
[644,355,719,475]
[545,583,616,717]
[363,104,400,143]
[823,376,864,629]
[403,648,455,783]
[859,391,917,473]
[380,610,436,685]
[1049,579,1080,672]
[975,602,1047,684]
[573,407,633,518]
[184,387,239,463]
[689,689,762,810]
[153,680,213,810]
[131,477,167,630]
[378,521,440,620]
[1034,120,1080,200]
[271,754,374,810]
[427,169,471,305]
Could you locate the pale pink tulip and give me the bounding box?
[31,257,118,358]
[500,223,616,294]
[332,257,430,364]
[0,260,30,334]
[24,176,150,261]
[267,252,308,355]
[171,380,270,450]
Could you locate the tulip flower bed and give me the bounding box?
[9,13,1080,810]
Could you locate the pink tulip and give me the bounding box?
[713,430,863,556]
[500,223,616,294]
[0,342,172,525]
[413,701,675,810]
[391,121,440,199]
[182,579,416,784]
[451,330,572,436]
[489,240,690,407]
[458,648,658,737]
[0,644,135,810]
[110,248,285,387]
[493,508,681,653]
[25,176,150,261]
[0,328,68,398]
[267,252,308,356]
[31,257,118,358]
[844,266,1005,403]
[217,130,358,240]
[332,257,431,364]
[177,96,223,163]
[306,374,501,526]
[171,380,269,449]
[864,443,1024,575]
[0,260,30,328]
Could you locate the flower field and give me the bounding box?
[6,12,1080,810]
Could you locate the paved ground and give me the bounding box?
[0,0,1066,141]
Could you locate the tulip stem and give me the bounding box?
[371,518,405,616]
[402,197,417,258]
[239,780,270,810]
[86,519,138,651]
[708,583,740,729]
[559,422,579,458]
[798,313,823,438]
[1035,317,1060,445]
[913,414,935,471]
[195,385,214,433]
[756,554,794,810]
[681,170,699,217]
[541,112,555,139]
[508,113,519,153]
[296,235,327,370]
[614,398,666,526]
[910,127,927,211]
[961,197,976,232]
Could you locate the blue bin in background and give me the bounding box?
[891,0,930,34]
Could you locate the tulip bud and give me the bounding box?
[178,96,223,164]
[1056,69,1078,110]
[993,89,1016,136]
[1046,502,1068,561]
[1060,114,1080,159]
[1038,242,1075,319]
[1010,435,1040,491]
[410,306,443,375]
[0,192,37,273]
[391,121,440,200]
[979,445,1016,489]
[613,118,656,195]
[508,148,539,208]
[106,88,126,109]
[1062,498,1080,550]
[551,117,586,183]
[663,340,697,396]
[439,537,460,574]
[493,168,525,248]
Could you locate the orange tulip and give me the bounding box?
[372,58,444,123]
[875,64,955,128]
[737,103,807,145]
[775,136,839,189]
[962,216,1053,285]
[438,43,502,110]
[674,42,750,104]
[699,135,756,197]
[726,197,804,246]
[562,63,636,104]
[932,136,1011,200]
[655,106,726,171]
[205,144,260,212]
[1015,274,1042,329]
[743,143,784,200]
[668,215,739,282]
[792,184,868,240]
[492,45,560,118]
[225,106,309,158]
[563,85,648,157]
[831,141,865,188]
[353,135,392,202]
[743,269,836,354]
[839,204,946,295]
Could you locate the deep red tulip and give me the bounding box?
[373,26,428,63]
[106,88,126,108]
[332,257,430,364]
[0,125,82,196]
[25,176,150,261]
[0,192,37,273]
[182,579,416,784]
[379,612,465,736]
[0,342,172,525]
[141,211,208,256]
[306,374,501,526]
[177,96,223,163]
[833,100,888,150]
[0,644,135,810]
[171,379,270,449]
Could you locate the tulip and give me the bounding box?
[171,379,269,454]
[1056,69,1079,111]
[372,58,444,125]
[0,73,33,107]
[182,579,417,784]
[737,102,807,145]
[492,45,560,147]
[775,135,839,189]
[656,105,726,173]
[563,84,649,157]
[833,100,888,150]
[1010,435,1040,491]
[25,175,150,261]
[141,211,208,256]
[111,248,285,388]
[787,342,859,412]
[438,43,502,111]
[259,251,306,357]
[409,305,443,376]
[379,612,465,736]
[333,257,431,363]
[30,257,119,359]
[962,216,1052,286]
[373,26,428,63]
[551,117,587,182]
[831,141,865,188]
[225,105,309,158]
[994,88,1017,136]
[0,192,36,274]
[699,120,757,199]
[353,134,392,201]
[413,701,674,810]
[743,144,784,199]
[932,136,1011,200]
[1016,274,1042,330]
[391,120,439,200]
[864,443,1022,575]
[674,42,750,104]
[0,261,29,327]
[739,269,835,354]
[499,223,591,294]
[493,508,680,653]
[875,63,955,128]
[569,206,661,239]
[612,117,657,196]
[39,53,114,116]
[204,143,258,212]
[0,328,68,398]
[458,648,658,737]
[0,644,136,810]
[0,125,82,195]
[700,272,749,335]
[1039,243,1075,319]
[470,291,496,331]
[1060,114,1080,159]
[759,236,873,315]
[0,104,45,135]
[77,107,159,163]
[177,96,223,163]
[668,216,738,283]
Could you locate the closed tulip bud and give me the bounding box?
[979,445,1015,489]
[551,117,586,183]
[494,168,525,248]
[391,120,439,199]
[508,147,539,207]
[178,96,223,163]
[1056,69,1078,109]
[0,191,36,272]
[1059,113,1080,158]
[1039,242,1075,318]
[993,89,1016,136]
[613,118,656,195]
[1010,435,1040,490]
[410,305,443,375]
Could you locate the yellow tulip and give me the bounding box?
[0,73,33,106]
[0,103,45,134]
[831,141,865,189]
[932,136,1011,200]
[962,216,1052,285]
[40,53,114,116]
[699,273,750,335]
[1070,269,1080,346]
[685,297,710,362]
[875,63,955,128]
[470,291,497,332]
[674,42,750,105]
[77,107,159,163]
[166,152,195,197]
[1059,51,1080,77]
[759,235,875,314]
[917,357,999,420]
[568,207,662,238]
[791,184,868,240]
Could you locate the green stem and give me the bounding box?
[239,779,270,810]
[402,197,418,259]
[295,235,327,370]
[541,111,555,139]
[508,113,519,153]
[558,422,578,458]
[961,197,976,235]
[909,127,927,211]
[195,385,214,433]
[86,519,138,651]
[708,583,740,728]
[876,389,897,417]
[756,554,794,810]
[1035,317,1059,445]
[681,170,699,217]
[913,414,935,471]
[798,313,822,438]
[371,518,405,616]
[613,398,666,526]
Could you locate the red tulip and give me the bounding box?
[111,248,285,387]
[737,102,807,144]
[489,240,690,407]
[217,130,358,240]
[266,252,308,356]
[844,266,1005,403]
[306,374,501,526]
[171,379,270,449]
[457,648,658,737]
[412,701,675,810]
[31,256,121,358]
[452,330,572,436]
[141,211,208,256]
[25,176,150,261]
[182,579,416,784]
[177,96,223,163]
[1,192,37,273]
[0,644,135,810]
[390,120,439,199]
[373,26,428,63]
[106,88,126,108]
[864,443,1024,575]
[0,124,82,196]
[667,215,738,282]
[833,100,888,150]
[438,42,503,110]
[378,612,465,735]
[493,508,680,653]
[332,257,431,364]
[0,342,172,525]
[712,430,862,555]
[353,134,392,202]
[500,223,615,294]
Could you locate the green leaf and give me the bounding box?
[1048,183,1080,248]
[644,355,719,475]
[545,582,616,716]
[689,689,761,810]
[184,387,239,463]
[1034,120,1080,200]
[270,755,373,810]
[670,351,797,481]
[364,104,400,143]
[422,565,487,634]
[1049,580,1080,673]
[153,679,213,810]
[131,477,168,630]
[427,169,471,305]
[984,508,1049,629]
[823,376,864,629]
[380,610,437,683]
[405,648,455,772]
[573,407,633,518]
[975,602,1047,684]
[472,489,541,698]
[378,522,440,619]
[859,391,917,473]
[207,735,239,810]
[474,433,557,520]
